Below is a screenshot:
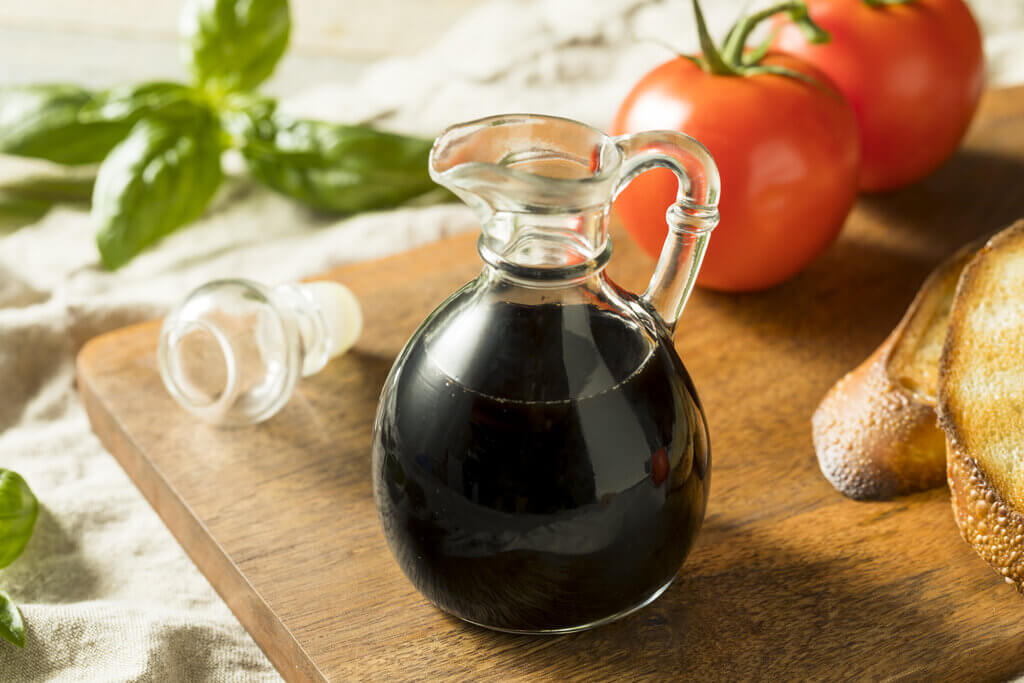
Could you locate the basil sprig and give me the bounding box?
[0,0,440,268]
[241,114,438,213]
[0,469,38,649]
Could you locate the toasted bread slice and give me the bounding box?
[813,243,978,500]
[939,219,1024,590]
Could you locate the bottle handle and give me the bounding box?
[612,131,721,333]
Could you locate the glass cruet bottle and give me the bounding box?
[371,114,721,634]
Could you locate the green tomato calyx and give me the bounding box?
[688,0,830,85]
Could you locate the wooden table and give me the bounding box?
[77,87,1024,680]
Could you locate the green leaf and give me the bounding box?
[0,175,94,233]
[0,194,53,234]
[0,591,25,648]
[240,114,440,214]
[0,82,193,166]
[0,85,130,165]
[180,0,291,96]
[0,469,38,570]
[0,173,95,205]
[94,110,223,269]
[80,82,196,129]
[0,170,94,233]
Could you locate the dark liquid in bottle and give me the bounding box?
[373,301,709,632]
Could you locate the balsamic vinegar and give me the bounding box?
[373,301,709,632]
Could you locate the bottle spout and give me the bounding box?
[429,114,621,222]
[612,130,720,333]
[430,114,626,271]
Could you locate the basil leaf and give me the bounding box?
[180,0,291,95]
[241,116,438,213]
[94,111,223,269]
[0,469,38,570]
[0,82,192,166]
[0,175,94,233]
[0,590,25,648]
[0,195,52,233]
[0,85,130,165]
[80,81,195,129]
[0,173,94,205]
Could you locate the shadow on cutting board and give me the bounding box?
[453,499,996,681]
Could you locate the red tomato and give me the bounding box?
[772,0,984,191]
[613,54,860,292]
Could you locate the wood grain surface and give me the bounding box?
[77,86,1024,681]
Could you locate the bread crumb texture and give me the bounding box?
[941,222,1024,509]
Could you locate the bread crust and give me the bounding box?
[947,440,1024,591]
[812,244,976,500]
[813,338,946,500]
[938,219,1024,590]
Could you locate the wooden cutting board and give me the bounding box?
[77,86,1024,682]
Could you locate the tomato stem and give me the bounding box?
[720,1,829,67]
[685,0,831,87]
[684,0,827,79]
[690,0,737,76]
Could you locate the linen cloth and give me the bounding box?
[1,1,1022,680]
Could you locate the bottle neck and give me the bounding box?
[477,208,612,286]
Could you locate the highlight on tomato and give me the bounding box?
[772,0,984,192]
[613,0,860,292]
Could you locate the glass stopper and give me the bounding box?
[158,278,362,425]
